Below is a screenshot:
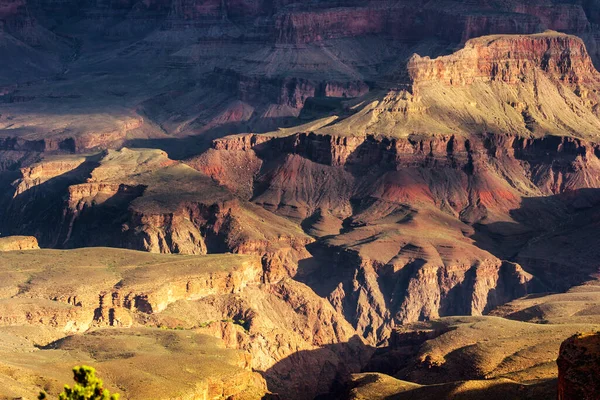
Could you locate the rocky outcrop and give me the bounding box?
[215,129,600,201]
[0,235,38,250]
[211,68,370,110]
[0,137,78,153]
[6,0,600,151]
[9,92,600,344]
[9,4,600,400]
[123,199,312,281]
[274,7,390,45]
[0,247,367,400]
[309,238,533,343]
[408,31,600,86]
[513,4,590,33]
[558,332,600,400]
[14,156,88,196]
[91,253,263,326]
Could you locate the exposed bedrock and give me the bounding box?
[1,148,313,285]
[0,235,38,251]
[557,332,600,400]
[7,32,600,349]
[408,32,600,86]
[0,247,373,399]
[199,127,600,344]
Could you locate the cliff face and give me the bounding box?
[0,249,263,332]
[212,68,370,110]
[4,148,312,283]
[7,33,600,349]
[7,4,600,400]
[558,332,600,400]
[408,32,600,86]
[151,278,372,399]
[274,7,390,44]
[200,87,600,343]
[308,32,600,141]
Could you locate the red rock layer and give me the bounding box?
[408,32,600,86]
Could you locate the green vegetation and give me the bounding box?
[38,366,120,400]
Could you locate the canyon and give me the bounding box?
[2,1,600,399]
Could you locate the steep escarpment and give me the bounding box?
[0,249,263,331]
[310,32,600,140]
[7,4,600,400]
[211,67,370,110]
[6,0,600,151]
[151,278,372,399]
[7,33,600,350]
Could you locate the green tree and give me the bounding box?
[38,365,120,400]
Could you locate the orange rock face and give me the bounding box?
[408,32,600,86]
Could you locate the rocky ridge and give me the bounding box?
[408,32,600,86]
[5,33,600,353]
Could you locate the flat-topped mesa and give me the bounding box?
[408,32,600,86]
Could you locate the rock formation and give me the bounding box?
[7,32,600,348]
[343,315,600,399]
[0,235,38,250]
[0,247,370,399]
[3,0,600,152]
[558,332,600,400]
[4,2,600,399]
[3,148,313,282]
[408,32,600,86]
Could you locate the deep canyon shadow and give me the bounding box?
[471,187,600,292]
[261,335,375,400]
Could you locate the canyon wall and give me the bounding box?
[409,32,600,86]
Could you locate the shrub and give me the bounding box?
[38,365,120,400]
